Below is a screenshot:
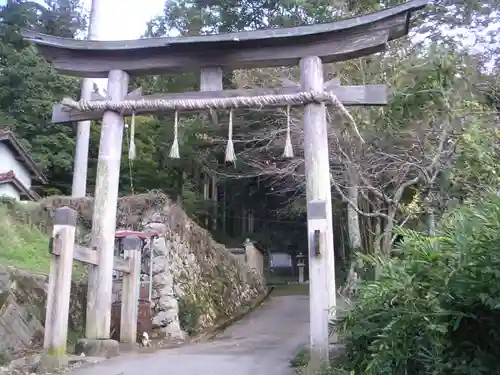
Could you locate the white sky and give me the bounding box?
[78,0,166,90]
[81,0,165,41]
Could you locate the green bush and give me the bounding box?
[178,297,201,335]
[332,195,500,375]
[290,346,310,368]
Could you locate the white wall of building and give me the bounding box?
[0,183,21,200]
[0,143,32,190]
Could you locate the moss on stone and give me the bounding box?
[47,343,67,356]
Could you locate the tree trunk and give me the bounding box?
[427,210,436,236]
[347,187,363,251]
[341,173,362,297]
[374,215,382,280]
[381,207,396,255]
[176,170,185,205]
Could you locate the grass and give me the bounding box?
[0,205,52,273]
[271,283,309,296]
[0,203,85,278]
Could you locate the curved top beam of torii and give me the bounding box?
[21,0,427,78]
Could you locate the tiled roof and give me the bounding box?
[0,170,15,182]
[0,170,41,201]
[0,130,47,184]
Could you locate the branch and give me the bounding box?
[330,176,389,219]
[393,176,420,203]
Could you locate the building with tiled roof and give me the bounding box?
[0,130,47,201]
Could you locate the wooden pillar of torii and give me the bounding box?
[200,67,222,231]
[21,0,427,363]
[71,0,103,198]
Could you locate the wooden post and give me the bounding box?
[200,67,223,231]
[120,235,141,345]
[300,56,336,368]
[71,0,103,197]
[200,66,223,123]
[86,69,130,340]
[42,207,77,370]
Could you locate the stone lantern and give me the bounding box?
[296,252,306,284]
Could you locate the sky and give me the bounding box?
[80,0,165,41]
[79,0,165,89]
[0,0,165,39]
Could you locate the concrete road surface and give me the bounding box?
[68,294,310,375]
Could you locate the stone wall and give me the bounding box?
[34,193,267,339]
[145,225,264,338]
[0,266,85,363]
[243,239,265,279]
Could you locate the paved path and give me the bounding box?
[70,295,310,375]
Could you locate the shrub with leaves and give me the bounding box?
[332,194,500,375]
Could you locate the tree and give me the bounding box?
[0,0,87,195]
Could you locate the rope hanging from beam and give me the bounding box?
[283,105,294,158]
[169,111,180,159]
[62,90,364,160]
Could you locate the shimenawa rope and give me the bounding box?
[62,90,364,160]
[63,91,340,111]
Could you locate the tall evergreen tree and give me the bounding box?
[0,0,87,195]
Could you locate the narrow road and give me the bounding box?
[69,294,310,375]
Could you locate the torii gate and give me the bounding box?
[22,0,427,366]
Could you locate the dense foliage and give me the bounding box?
[333,194,500,375]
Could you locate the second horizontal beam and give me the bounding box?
[53,84,387,124]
